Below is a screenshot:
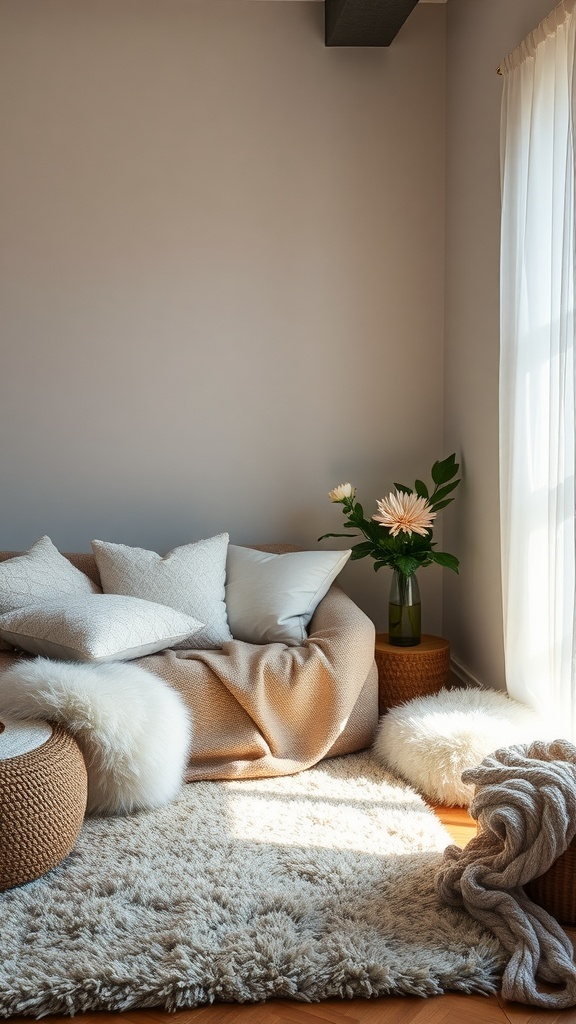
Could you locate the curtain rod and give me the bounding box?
[496,0,575,75]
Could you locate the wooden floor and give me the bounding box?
[8,806,576,1024]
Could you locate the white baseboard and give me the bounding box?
[449,657,484,690]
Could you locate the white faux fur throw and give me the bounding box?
[0,658,191,815]
[435,739,576,1009]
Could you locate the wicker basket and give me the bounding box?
[525,838,576,925]
[0,722,87,891]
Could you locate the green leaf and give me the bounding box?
[393,482,412,495]
[428,550,460,573]
[414,479,429,499]
[430,479,461,503]
[375,534,399,553]
[429,498,453,512]
[411,550,432,564]
[431,454,459,486]
[367,526,387,545]
[408,533,434,552]
[373,560,390,572]
[317,532,358,541]
[352,503,364,521]
[395,555,421,576]
[349,541,375,560]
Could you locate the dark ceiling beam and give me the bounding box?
[325,0,420,46]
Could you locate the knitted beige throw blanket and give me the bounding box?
[436,739,576,1008]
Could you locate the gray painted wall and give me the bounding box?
[443,0,558,687]
[0,0,446,634]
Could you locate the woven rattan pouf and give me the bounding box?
[0,718,88,891]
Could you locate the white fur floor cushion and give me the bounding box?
[373,687,546,807]
[0,658,191,816]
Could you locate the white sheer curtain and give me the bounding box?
[500,0,576,739]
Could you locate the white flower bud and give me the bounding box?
[328,483,355,502]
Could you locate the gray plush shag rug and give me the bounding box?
[0,752,505,1017]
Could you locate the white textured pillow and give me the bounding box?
[0,594,203,664]
[0,535,100,614]
[225,546,351,645]
[92,534,232,649]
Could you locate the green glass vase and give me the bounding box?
[388,569,421,646]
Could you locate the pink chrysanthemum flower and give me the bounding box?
[373,491,436,537]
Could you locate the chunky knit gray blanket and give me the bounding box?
[436,739,576,1008]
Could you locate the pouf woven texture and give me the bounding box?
[374,687,545,806]
[0,718,87,891]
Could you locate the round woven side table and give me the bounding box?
[375,633,450,716]
[0,719,88,891]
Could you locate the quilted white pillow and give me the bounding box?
[92,534,232,649]
[0,535,100,614]
[0,594,203,664]
[225,545,351,645]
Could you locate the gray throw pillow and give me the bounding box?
[225,545,351,645]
